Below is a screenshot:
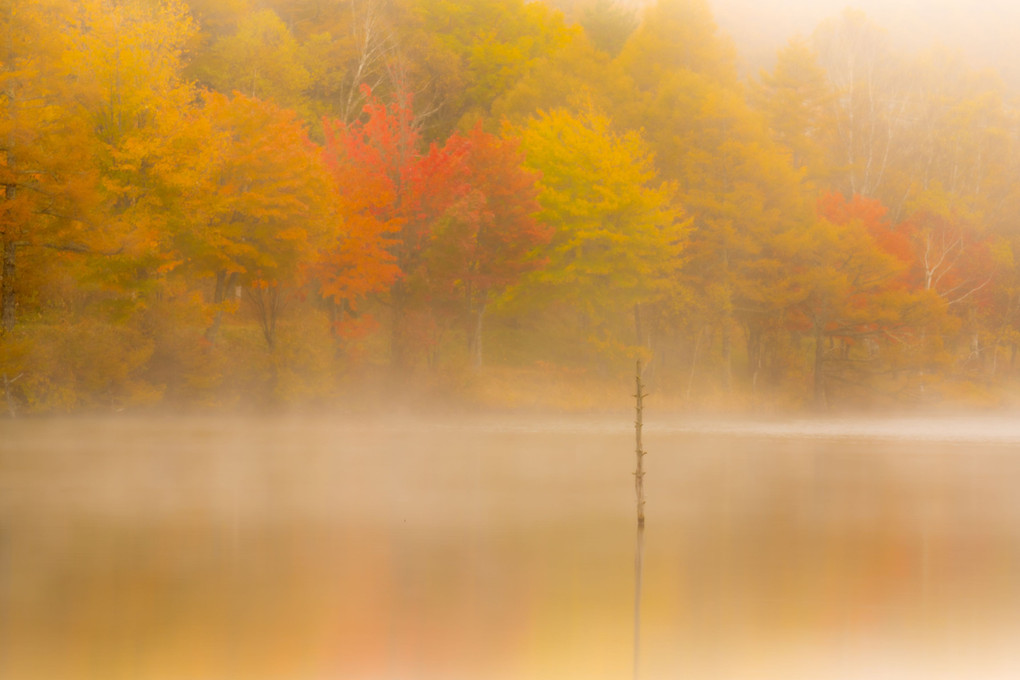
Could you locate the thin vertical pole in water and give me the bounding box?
[635,360,646,526]
[633,360,647,680]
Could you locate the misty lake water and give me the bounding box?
[4,414,1020,680]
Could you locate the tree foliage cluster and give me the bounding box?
[3,0,1020,413]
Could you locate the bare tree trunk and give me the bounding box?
[722,322,733,393]
[470,304,485,370]
[746,322,763,394]
[2,12,18,336]
[1,232,16,335]
[390,300,407,371]
[813,321,825,408]
[247,284,282,352]
[686,325,705,401]
[634,303,644,348]
[328,297,341,338]
[991,338,999,379]
[205,271,238,343]
[2,372,21,417]
[338,0,395,124]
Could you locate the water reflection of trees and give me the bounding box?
[8,425,1020,679]
[643,442,1020,675]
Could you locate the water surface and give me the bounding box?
[3,414,1020,679]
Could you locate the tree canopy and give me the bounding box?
[3,0,1020,412]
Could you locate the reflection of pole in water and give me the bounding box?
[633,361,648,679]
[633,522,645,680]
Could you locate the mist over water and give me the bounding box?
[661,414,1020,443]
[3,414,1020,679]
[7,3,1020,676]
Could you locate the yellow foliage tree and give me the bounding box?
[512,106,687,366]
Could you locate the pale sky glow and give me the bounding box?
[622,0,1020,83]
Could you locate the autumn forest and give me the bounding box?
[3,0,1020,414]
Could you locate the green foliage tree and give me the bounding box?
[191,8,311,114]
[621,57,813,392]
[404,0,573,138]
[491,31,634,125]
[750,37,835,186]
[616,0,738,91]
[512,106,686,366]
[577,0,638,57]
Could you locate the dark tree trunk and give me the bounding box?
[1,182,17,335]
[389,282,415,371]
[1,234,16,335]
[205,270,238,343]
[722,323,733,393]
[390,305,407,371]
[746,322,762,392]
[813,321,826,408]
[634,303,644,348]
[246,284,280,352]
[469,304,485,370]
[328,298,341,338]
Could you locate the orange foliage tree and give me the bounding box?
[321,86,468,368]
[0,0,97,334]
[426,123,548,367]
[164,91,332,350]
[788,193,941,405]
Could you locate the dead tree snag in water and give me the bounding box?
[634,360,647,527]
[633,360,648,680]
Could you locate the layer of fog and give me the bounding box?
[622,0,1020,84]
